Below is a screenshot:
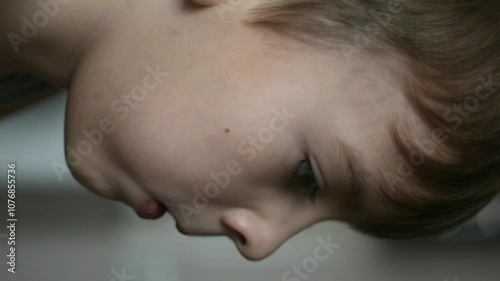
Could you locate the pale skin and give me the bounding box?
[1,0,420,260]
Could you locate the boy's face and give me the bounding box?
[65,0,414,260]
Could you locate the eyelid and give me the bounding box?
[309,156,326,190]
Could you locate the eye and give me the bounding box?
[292,159,321,203]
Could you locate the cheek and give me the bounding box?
[109,114,245,201]
[108,86,302,204]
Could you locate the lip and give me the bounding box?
[135,199,167,219]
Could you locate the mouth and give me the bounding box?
[135,199,167,219]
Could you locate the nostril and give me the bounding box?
[222,223,247,246]
[235,231,247,246]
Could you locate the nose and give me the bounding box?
[221,209,290,261]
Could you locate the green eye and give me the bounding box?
[293,159,320,203]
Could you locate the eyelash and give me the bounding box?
[292,159,321,203]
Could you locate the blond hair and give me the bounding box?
[245,0,500,238]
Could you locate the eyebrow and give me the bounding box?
[337,141,371,204]
[337,140,410,218]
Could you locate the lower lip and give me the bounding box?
[136,200,167,219]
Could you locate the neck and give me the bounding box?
[0,0,119,87]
